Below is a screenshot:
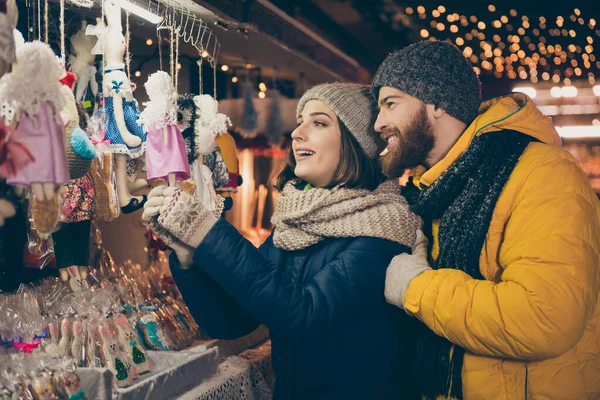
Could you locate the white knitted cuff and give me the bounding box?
[158,189,218,249]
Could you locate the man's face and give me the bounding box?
[375,87,435,178]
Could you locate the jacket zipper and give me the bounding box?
[524,365,529,400]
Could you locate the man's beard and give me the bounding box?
[380,105,435,178]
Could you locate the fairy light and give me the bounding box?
[400,5,591,82]
[221,65,229,71]
[258,91,266,99]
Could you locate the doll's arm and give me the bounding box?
[163,126,169,147]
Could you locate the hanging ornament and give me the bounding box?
[240,76,257,133]
[69,21,99,115]
[0,0,18,78]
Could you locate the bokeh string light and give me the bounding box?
[398,4,598,84]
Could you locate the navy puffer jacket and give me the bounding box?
[170,219,420,399]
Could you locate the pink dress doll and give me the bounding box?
[138,71,190,187]
[0,41,69,235]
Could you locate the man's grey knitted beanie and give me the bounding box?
[371,40,482,124]
[296,83,385,159]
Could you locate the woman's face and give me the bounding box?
[292,100,341,188]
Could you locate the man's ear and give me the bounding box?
[432,106,447,119]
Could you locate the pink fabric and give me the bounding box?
[6,101,69,187]
[145,124,190,181]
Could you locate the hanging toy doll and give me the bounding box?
[69,21,98,117]
[138,71,189,187]
[53,71,97,292]
[0,41,70,236]
[185,94,231,214]
[86,0,147,214]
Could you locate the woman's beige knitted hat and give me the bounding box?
[296,83,385,159]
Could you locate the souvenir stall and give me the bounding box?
[0,0,277,397]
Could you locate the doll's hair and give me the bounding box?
[144,71,175,101]
[13,41,64,84]
[0,41,65,116]
[139,71,177,131]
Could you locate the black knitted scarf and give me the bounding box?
[402,130,533,400]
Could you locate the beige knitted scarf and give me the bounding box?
[271,179,421,251]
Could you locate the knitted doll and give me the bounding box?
[69,21,98,117]
[0,41,70,236]
[87,0,147,214]
[138,71,189,187]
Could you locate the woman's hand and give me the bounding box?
[142,185,219,249]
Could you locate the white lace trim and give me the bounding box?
[96,141,146,159]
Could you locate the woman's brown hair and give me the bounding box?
[271,117,384,191]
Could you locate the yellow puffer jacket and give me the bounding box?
[407,93,600,400]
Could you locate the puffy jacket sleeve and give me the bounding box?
[404,156,600,361]
[168,237,275,340]
[193,219,409,339]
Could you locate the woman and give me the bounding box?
[143,83,421,399]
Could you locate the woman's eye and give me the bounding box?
[386,102,395,109]
[314,121,326,127]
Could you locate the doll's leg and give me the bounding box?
[59,268,69,282]
[167,173,176,187]
[31,182,44,201]
[116,154,136,206]
[128,179,148,194]
[42,183,55,202]
[115,154,145,213]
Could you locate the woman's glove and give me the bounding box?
[384,230,432,309]
[142,185,220,249]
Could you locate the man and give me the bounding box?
[373,40,600,400]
